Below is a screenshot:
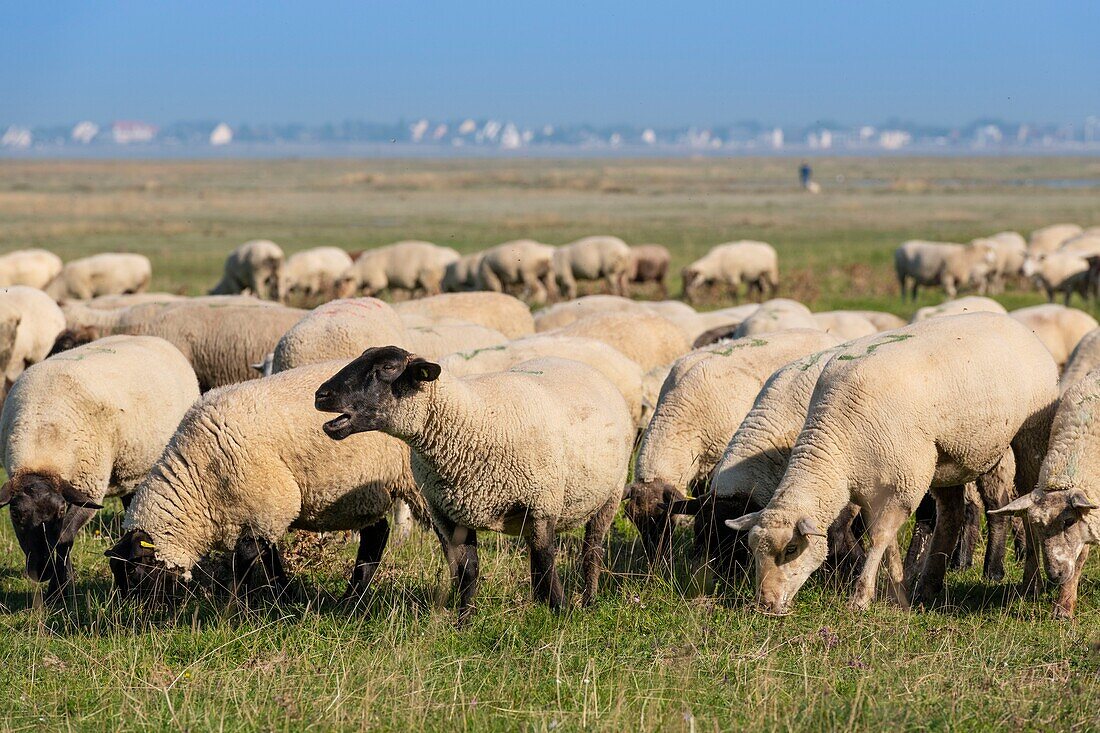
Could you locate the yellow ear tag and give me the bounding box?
[139,541,156,549]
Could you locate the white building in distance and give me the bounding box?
[1,126,32,148]
[210,123,233,146]
[71,121,99,144]
[112,121,157,144]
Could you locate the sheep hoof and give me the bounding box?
[1052,604,1074,620]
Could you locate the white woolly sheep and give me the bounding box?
[394,291,535,339]
[1022,251,1091,305]
[626,244,671,298]
[334,241,459,299]
[0,286,66,384]
[0,335,199,599]
[733,299,818,337]
[272,298,410,373]
[442,252,485,293]
[0,301,20,381]
[401,319,507,358]
[315,348,634,621]
[853,311,908,332]
[45,253,152,302]
[682,241,778,304]
[548,310,691,372]
[811,311,878,340]
[553,236,633,300]
[1060,328,1100,394]
[534,295,647,332]
[209,240,286,301]
[0,249,63,289]
[59,294,274,335]
[910,295,1007,322]
[894,240,995,300]
[106,360,424,601]
[1010,304,1098,367]
[728,314,1058,614]
[973,234,1027,293]
[680,304,762,346]
[1029,223,1083,254]
[477,240,557,305]
[283,247,353,301]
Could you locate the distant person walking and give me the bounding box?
[799,161,820,193]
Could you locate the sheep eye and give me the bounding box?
[1064,516,1077,529]
[783,543,799,559]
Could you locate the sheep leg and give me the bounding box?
[657,275,668,300]
[443,525,480,623]
[232,536,288,599]
[521,269,548,306]
[342,518,390,601]
[911,485,965,606]
[390,499,414,546]
[884,538,910,610]
[581,496,619,606]
[526,518,564,611]
[902,492,936,590]
[950,486,982,570]
[849,505,909,611]
[975,453,1015,582]
[1054,546,1090,619]
[824,503,865,583]
[605,272,620,296]
[1012,421,1051,596]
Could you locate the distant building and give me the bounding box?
[71,121,99,144]
[112,121,157,144]
[458,119,477,135]
[769,127,784,149]
[209,123,233,146]
[410,119,429,142]
[432,123,448,140]
[500,123,523,149]
[641,128,657,145]
[879,130,911,150]
[1,126,32,148]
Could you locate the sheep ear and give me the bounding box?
[796,517,827,538]
[104,532,133,560]
[250,361,266,374]
[0,480,12,507]
[1069,490,1098,512]
[59,481,103,510]
[724,511,763,532]
[408,358,441,383]
[989,492,1039,516]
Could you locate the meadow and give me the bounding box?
[0,156,1098,731]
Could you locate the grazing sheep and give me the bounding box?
[0,249,63,289]
[283,247,353,301]
[1029,224,1083,254]
[1022,251,1090,305]
[394,292,535,339]
[44,253,152,302]
[478,240,557,305]
[548,310,691,372]
[0,301,21,379]
[209,240,286,301]
[894,240,995,300]
[553,236,633,300]
[1060,328,1100,394]
[973,235,1027,293]
[0,336,199,599]
[335,241,460,299]
[105,360,423,600]
[272,298,410,373]
[812,311,878,340]
[733,299,819,337]
[1010,304,1098,367]
[315,348,634,621]
[441,252,485,293]
[991,370,1100,618]
[0,286,66,384]
[58,294,274,336]
[627,244,671,297]
[728,314,1058,614]
[623,330,842,562]
[439,334,645,427]
[682,241,779,304]
[911,295,1007,322]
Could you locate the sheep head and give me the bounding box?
[667,493,763,593]
[104,528,181,600]
[729,511,829,615]
[991,487,1097,587]
[315,345,440,440]
[621,480,686,563]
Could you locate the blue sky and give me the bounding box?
[2,1,1097,127]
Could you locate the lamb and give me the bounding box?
[439,334,645,427]
[0,249,63,289]
[0,336,199,599]
[0,286,66,384]
[477,240,557,305]
[973,234,1027,293]
[315,348,634,621]
[44,253,152,301]
[1060,328,1100,393]
[811,311,878,340]
[394,292,535,339]
[272,298,410,373]
[209,239,286,301]
[681,241,779,304]
[623,330,842,562]
[441,252,485,292]
[911,295,1007,322]
[991,370,1100,618]
[105,360,424,601]
[1010,304,1098,367]
[726,314,1058,614]
[283,247,353,302]
[548,310,691,372]
[894,240,995,300]
[733,299,819,337]
[334,241,460,299]
[626,244,671,298]
[1022,251,1090,305]
[553,235,633,300]
[1029,224,1083,254]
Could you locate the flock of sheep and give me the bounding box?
[0,223,1098,625]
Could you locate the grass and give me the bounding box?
[1,157,1099,731]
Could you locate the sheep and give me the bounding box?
[626,244,671,297]
[439,334,645,427]
[894,240,995,300]
[553,236,633,300]
[0,249,63,289]
[441,252,485,292]
[680,305,763,346]
[0,335,199,599]
[682,241,779,304]
[394,292,535,339]
[1058,234,1100,259]
[1022,251,1090,305]
[401,319,508,359]
[1060,328,1100,394]
[547,310,691,372]
[59,294,273,334]
[272,298,410,373]
[75,292,185,309]
[733,299,819,337]
[477,240,557,305]
[209,240,286,301]
[534,295,648,332]
[1010,304,1098,367]
[283,247,353,302]
[0,286,66,384]
[853,311,908,332]
[623,330,842,562]
[911,295,1007,322]
[1029,224,1083,254]
[44,253,152,302]
[727,313,1058,614]
[991,370,1100,618]
[811,311,878,340]
[0,301,20,380]
[973,235,1027,293]
[334,241,460,299]
[105,360,424,601]
[315,348,634,620]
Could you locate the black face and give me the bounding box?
[623,480,686,562]
[104,529,178,599]
[47,327,99,357]
[671,494,762,587]
[314,345,441,440]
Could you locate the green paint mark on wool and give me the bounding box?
[835,333,915,361]
[509,368,544,376]
[456,345,506,361]
[710,338,768,357]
